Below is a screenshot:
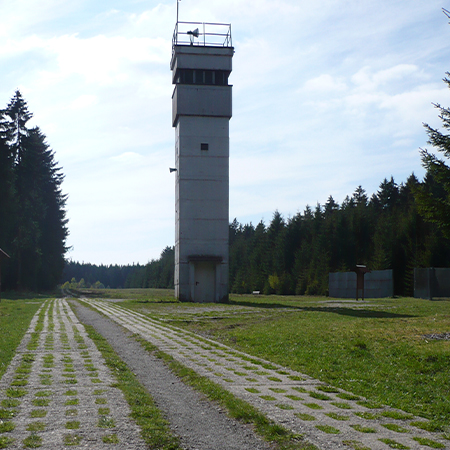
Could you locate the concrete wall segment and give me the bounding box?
[178,179,229,201]
[177,116,229,137]
[329,269,393,298]
[172,85,232,126]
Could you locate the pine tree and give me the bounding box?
[0,108,15,261]
[3,91,68,290]
[415,74,450,239]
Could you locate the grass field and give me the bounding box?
[0,294,46,380]
[81,289,450,431]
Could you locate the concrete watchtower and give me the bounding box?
[171,22,233,302]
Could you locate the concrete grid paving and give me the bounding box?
[84,298,449,450]
[0,299,146,449]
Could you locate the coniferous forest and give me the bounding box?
[0,91,68,291]
[63,173,450,297]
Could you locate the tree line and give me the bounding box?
[62,246,174,290]
[229,175,449,296]
[0,91,68,291]
[63,173,450,297]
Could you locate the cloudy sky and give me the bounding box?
[1,0,450,266]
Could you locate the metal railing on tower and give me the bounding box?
[172,22,232,51]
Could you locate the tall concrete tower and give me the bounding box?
[171,22,233,302]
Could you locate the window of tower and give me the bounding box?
[194,70,203,84]
[176,69,229,86]
[204,70,213,85]
[185,69,194,84]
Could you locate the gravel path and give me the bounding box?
[82,298,449,450]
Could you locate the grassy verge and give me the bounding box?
[78,322,181,450]
[134,335,317,450]
[0,297,45,379]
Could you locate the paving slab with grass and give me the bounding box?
[0,299,146,449]
[83,298,449,450]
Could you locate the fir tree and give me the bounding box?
[415,75,450,239]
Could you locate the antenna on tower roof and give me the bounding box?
[177,0,181,23]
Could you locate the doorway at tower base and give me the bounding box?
[175,255,228,303]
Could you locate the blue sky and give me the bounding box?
[1,0,450,265]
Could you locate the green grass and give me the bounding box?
[260,395,277,401]
[303,403,323,410]
[0,298,44,379]
[0,437,14,449]
[65,421,80,430]
[378,438,410,449]
[30,410,47,418]
[115,294,450,429]
[63,434,81,446]
[23,434,43,448]
[326,412,349,420]
[245,388,260,393]
[270,388,287,393]
[35,391,51,398]
[26,422,46,432]
[350,424,376,433]
[102,434,120,444]
[382,423,409,433]
[381,411,413,420]
[354,411,378,420]
[412,437,445,448]
[1,399,20,408]
[294,413,316,421]
[97,416,115,428]
[32,399,50,407]
[309,392,331,401]
[0,421,15,432]
[276,404,294,410]
[342,441,370,450]
[315,425,340,434]
[6,388,27,398]
[410,420,443,432]
[0,409,17,419]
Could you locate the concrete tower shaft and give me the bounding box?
[171,22,233,302]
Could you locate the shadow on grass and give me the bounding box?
[135,299,178,304]
[229,300,415,319]
[1,291,58,301]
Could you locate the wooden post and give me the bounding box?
[0,249,11,302]
[354,265,370,301]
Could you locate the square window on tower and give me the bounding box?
[201,143,209,151]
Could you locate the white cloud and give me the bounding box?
[70,94,98,109]
[302,74,348,93]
